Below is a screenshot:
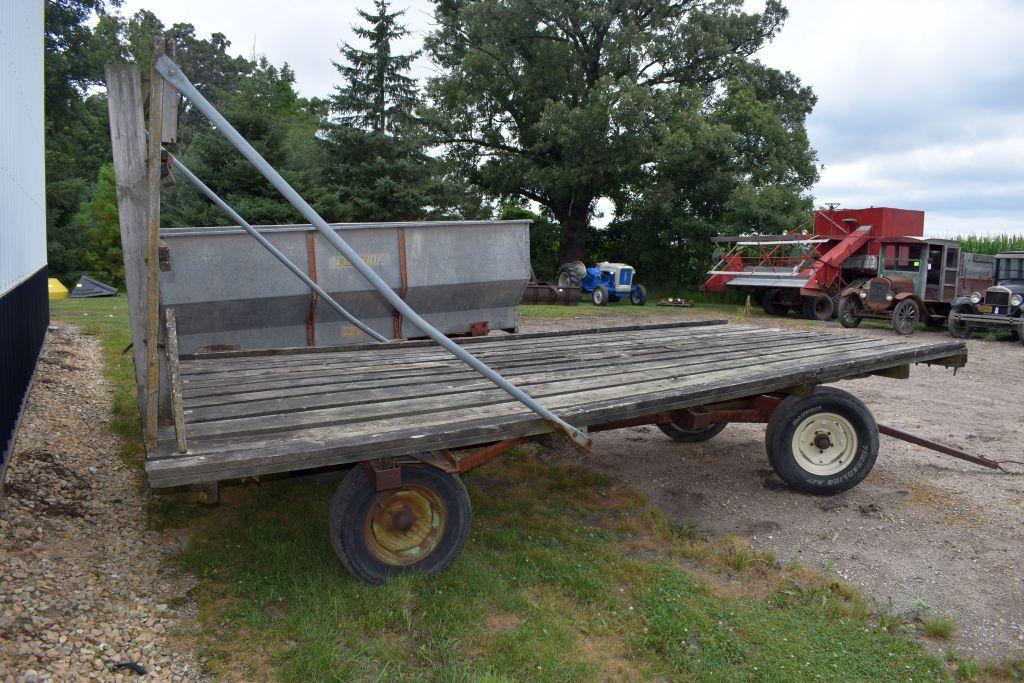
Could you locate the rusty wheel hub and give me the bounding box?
[364,485,446,566]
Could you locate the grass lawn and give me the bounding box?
[49,296,1011,681]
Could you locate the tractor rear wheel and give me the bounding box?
[761,289,790,316]
[592,284,609,306]
[630,284,647,306]
[329,465,471,583]
[892,298,921,335]
[556,262,586,288]
[837,295,863,328]
[803,293,834,321]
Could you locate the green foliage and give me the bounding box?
[499,204,561,280]
[949,233,1024,255]
[921,614,957,640]
[331,0,420,135]
[73,164,124,287]
[426,0,818,263]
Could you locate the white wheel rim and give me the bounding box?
[790,412,858,475]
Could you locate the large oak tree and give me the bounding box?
[426,0,818,264]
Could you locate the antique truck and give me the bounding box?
[836,237,993,335]
[947,251,1024,343]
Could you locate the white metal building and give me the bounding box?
[0,0,48,485]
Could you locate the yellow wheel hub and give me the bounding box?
[365,485,446,566]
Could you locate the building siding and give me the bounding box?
[0,0,48,484]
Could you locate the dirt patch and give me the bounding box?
[0,324,203,681]
[523,307,1024,661]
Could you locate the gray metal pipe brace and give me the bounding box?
[154,55,591,447]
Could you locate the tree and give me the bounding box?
[331,0,421,134]
[426,0,818,264]
[76,164,124,286]
[324,0,472,221]
[44,0,124,280]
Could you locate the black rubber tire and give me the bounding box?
[592,284,609,306]
[761,289,790,316]
[764,387,879,496]
[630,284,647,306]
[556,262,585,287]
[799,296,817,320]
[947,304,974,339]
[657,421,727,443]
[808,294,834,321]
[329,465,472,584]
[837,295,863,328]
[892,298,921,336]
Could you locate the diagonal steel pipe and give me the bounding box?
[165,150,389,342]
[154,55,591,448]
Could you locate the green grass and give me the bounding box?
[922,615,957,640]
[49,296,985,681]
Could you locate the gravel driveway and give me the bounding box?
[524,307,1024,662]
[0,324,202,682]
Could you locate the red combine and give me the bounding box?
[703,207,925,319]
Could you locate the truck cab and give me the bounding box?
[948,251,1024,342]
[838,238,964,335]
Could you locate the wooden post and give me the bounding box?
[164,308,188,454]
[144,37,166,450]
[105,64,151,437]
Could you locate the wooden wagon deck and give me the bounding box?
[146,321,967,488]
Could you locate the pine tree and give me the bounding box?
[331,0,420,134]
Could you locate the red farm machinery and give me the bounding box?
[703,207,926,320]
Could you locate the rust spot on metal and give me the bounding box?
[393,227,408,339]
[364,484,446,566]
[409,437,529,474]
[305,232,319,346]
[469,321,489,337]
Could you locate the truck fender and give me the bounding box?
[949,296,978,313]
[839,285,861,298]
[893,292,923,306]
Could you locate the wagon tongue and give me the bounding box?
[877,423,1021,473]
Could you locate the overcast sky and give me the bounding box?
[117,0,1024,236]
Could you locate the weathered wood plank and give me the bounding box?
[178,323,740,377]
[105,64,151,436]
[183,332,888,422]
[178,318,728,361]
[181,336,902,440]
[143,37,166,450]
[179,326,822,393]
[164,308,188,453]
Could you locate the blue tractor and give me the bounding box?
[556,261,647,306]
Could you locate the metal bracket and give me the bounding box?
[360,460,403,491]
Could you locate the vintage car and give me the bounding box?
[947,251,1024,343]
[836,238,992,335]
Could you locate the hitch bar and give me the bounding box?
[878,423,1007,472]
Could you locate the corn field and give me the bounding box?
[948,233,1024,254]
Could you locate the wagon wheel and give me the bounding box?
[657,421,727,443]
[947,304,974,339]
[764,387,878,495]
[329,465,471,583]
[836,295,863,328]
[891,299,921,335]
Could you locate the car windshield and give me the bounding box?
[997,258,1024,282]
[882,244,923,272]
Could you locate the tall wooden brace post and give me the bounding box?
[105,64,151,437]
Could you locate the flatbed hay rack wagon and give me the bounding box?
[105,41,1012,583]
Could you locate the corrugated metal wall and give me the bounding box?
[0,0,47,488]
[0,0,47,296]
